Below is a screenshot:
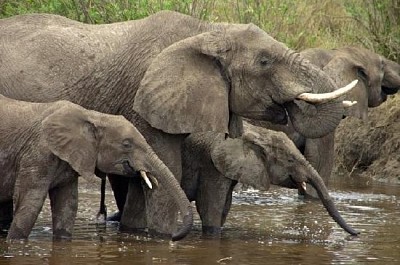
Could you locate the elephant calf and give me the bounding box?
[182,122,358,236]
[0,95,192,241]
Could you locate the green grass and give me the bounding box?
[0,0,399,60]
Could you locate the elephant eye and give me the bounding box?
[357,68,368,81]
[260,57,271,67]
[122,139,133,149]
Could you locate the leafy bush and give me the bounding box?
[0,0,398,60]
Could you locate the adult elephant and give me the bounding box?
[250,46,400,197]
[0,11,355,237]
[182,122,359,236]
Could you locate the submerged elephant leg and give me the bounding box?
[119,128,185,237]
[196,168,236,236]
[0,201,13,233]
[9,186,48,239]
[220,180,237,226]
[119,177,147,232]
[107,174,130,221]
[49,178,78,239]
[300,132,335,199]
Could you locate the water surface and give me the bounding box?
[1,177,399,264]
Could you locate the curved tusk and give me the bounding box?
[343,100,358,107]
[301,182,307,191]
[140,170,153,189]
[297,80,358,104]
[148,173,159,188]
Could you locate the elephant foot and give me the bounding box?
[202,226,222,237]
[106,211,122,222]
[119,225,148,236]
[53,229,73,240]
[147,229,176,241]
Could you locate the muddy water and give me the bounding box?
[1,177,399,265]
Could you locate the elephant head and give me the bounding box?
[40,104,193,241]
[134,24,356,139]
[209,122,359,236]
[302,46,400,120]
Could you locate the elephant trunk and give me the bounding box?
[146,151,193,241]
[282,50,345,138]
[305,162,359,236]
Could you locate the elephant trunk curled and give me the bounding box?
[306,162,359,236]
[282,50,345,139]
[146,151,193,241]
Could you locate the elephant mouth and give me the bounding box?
[242,103,288,124]
[122,161,157,189]
[122,160,137,175]
[278,175,299,189]
[280,175,307,193]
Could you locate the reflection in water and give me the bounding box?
[1,179,399,264]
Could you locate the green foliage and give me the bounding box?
[0,0,398,60]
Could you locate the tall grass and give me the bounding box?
[0,0,399,60]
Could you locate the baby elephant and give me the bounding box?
[0,95,192,241]
[182,122,358,236]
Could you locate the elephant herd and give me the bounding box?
[0,11,398,241]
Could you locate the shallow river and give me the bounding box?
[1,176,399,264]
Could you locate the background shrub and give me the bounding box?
[0,0,399,60]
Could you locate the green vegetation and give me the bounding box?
[0,0,398,60]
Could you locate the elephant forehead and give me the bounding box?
[228,23,277,46]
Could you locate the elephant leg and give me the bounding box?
[143,132,184,237]
[8,185,48,239]
[49,179,78,239]
[119,177,147,232]
[196,169,236,236]
[300,132,335,199]
[107,174,129,221]
[221,180,237,226]
[0,200,13,233]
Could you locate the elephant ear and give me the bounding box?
[382,58,400,94]
[210,137,270,191]
[323,56,368,120]
[41,105,99,183]
[133,30,231,135]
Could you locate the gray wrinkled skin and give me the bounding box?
[182,122,358,236]
[0,95,192,241]
[253,46,400,197]
[0,11,346,235]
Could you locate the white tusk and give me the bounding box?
[343,100,357,107]
[297,80,358,104]
[148,173,159,188]
[140,170,152,189]
[301,182,307,191]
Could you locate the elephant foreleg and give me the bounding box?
[49,178,78,239]
[9,184,48,239]
[0,200,13,233]
[196,170,237,236]
[301,132,335,199]
[107,174,130,221]
[119,177,147,232]
[221,180,237,226]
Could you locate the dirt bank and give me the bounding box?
[334,94,400,184]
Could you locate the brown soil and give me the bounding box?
[334,94,400,184]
